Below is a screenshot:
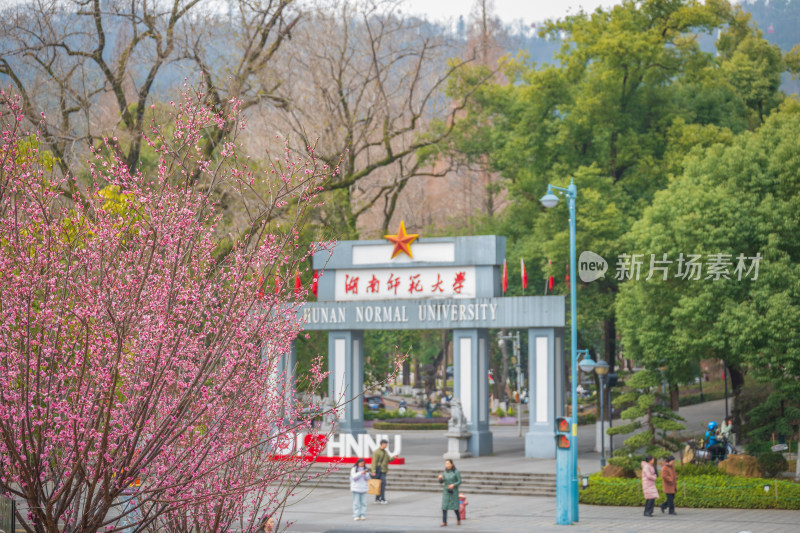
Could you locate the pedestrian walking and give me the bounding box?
[438,459,462,526]
[350,458,370,520]
[371,439,394,504]
[641,454,658,517]
[659,455,677,515]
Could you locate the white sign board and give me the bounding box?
[334,266,476,301]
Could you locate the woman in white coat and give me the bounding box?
[350,458,370,520]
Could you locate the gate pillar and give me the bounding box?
[328,330,366,435]
[453,328,492,456]
[525,328,564,458]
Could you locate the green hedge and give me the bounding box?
[579,473,800,509]
[678,390,726,407]
[372,421,447,430]
[364,409,408,421]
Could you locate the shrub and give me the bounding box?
[579,473,800,509]
[678,391,725,407]
[607,455,641,476]
[745,440,772,456]
[495,407,506,418]
[675,463,726,477]
[364,409,406,421]
[373,421,447,430]
[757,452,789,478]
[578,413,597,425]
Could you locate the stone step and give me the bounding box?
[315,467,555,478]
[303,467,557,497]
[309,480,556,497]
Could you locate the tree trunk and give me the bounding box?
[603,317,616,373]
[414,357,421,388]
[727,363,745,395]
[402,358,410,386]
[495,329,509,401]
[669,382,680,411]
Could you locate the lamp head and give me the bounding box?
[595,360,610,376]
[578,356,596,374]
[540,190,560,208]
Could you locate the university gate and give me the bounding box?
[286,231,566,458]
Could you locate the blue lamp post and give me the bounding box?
[540,179,579,524]
[577,353,609,467]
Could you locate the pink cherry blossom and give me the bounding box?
[0,88,338,532]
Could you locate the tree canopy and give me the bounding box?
[447,0,792,371]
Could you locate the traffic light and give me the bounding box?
[556,416,570,449]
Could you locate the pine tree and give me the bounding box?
[607,370,685,471]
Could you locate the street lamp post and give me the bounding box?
[540,179,579,524]
[595,361,609,467]
[578,353,609,468]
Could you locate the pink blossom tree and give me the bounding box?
[0,88,336,532]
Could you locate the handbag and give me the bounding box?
[367,478,381,496]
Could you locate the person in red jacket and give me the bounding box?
[659,455,678,515]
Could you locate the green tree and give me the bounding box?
[447,0,790,383]
[617,100,800,402]
[607,370,685,468]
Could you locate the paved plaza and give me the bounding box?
[278,400,800,532]
[282,488,800,533]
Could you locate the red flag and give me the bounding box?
[548,275,555,292]
[311,270,319,298]
[502,259,508,293]
[294,270,302,295]
[521,258,528,290]
[564,263,570,291]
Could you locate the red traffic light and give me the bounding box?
[556,417,570,434]
[557,435,570,449]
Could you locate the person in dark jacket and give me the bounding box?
[659,455,678,515]
[438,459,462,526]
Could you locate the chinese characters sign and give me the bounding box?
[577,250,762,283]
[614,253,761,281]
[334,267,476,301]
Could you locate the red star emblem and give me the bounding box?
[384,221,419,259]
